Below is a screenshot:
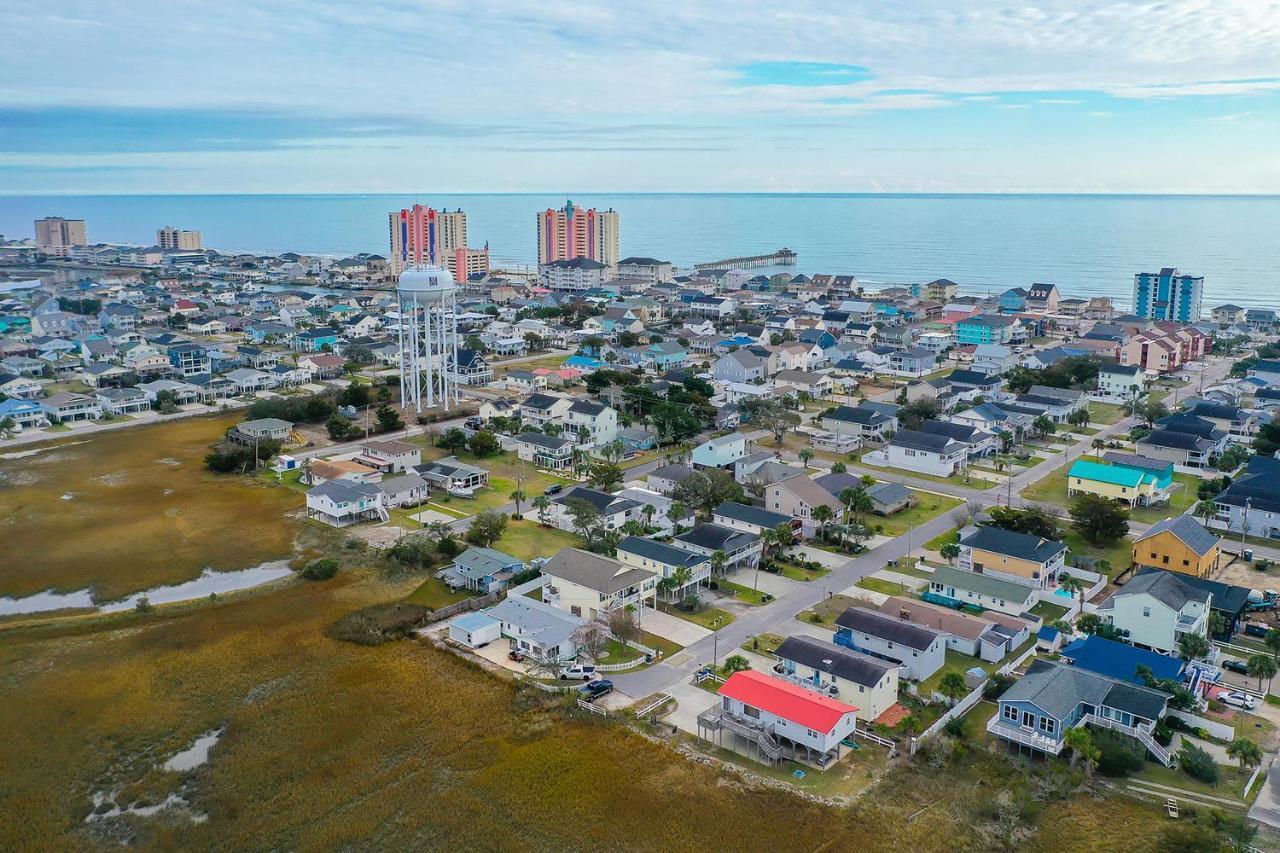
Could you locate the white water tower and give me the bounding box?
[397,265,459,413]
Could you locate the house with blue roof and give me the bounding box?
[292,327,341,353]
[1059,635,1184,685]
[563,354,607,372]
[0,398,49,431]
[1067,457,1172,508]
[440,546,525,594]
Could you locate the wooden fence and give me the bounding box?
[423,590,504,624]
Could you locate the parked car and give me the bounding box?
[507,650,526,663]
[1221,691,1257,711]
[465,416,485,430]
[558,664,597,681]
[578,679,613,701]
[1222,659,1250,675]
[544,483,563,495]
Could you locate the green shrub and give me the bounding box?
[436,537,463,560]
[943,716,966,739]
[1153,719,1173,747]
[301,558,339,581]
[1179,742,1219,784]
[983,673,1014,700]
[1093,728,1145,778]
[326,603,432,645]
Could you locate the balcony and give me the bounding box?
[986,716,1064,754]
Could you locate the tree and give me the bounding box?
[648,401,701,445]
[1248,653,1277,693]
[939,542,961,564]
[1063,727,1099,775]
[740,398,800,445]
[154,389,179,414]
[720,654,751,675]
[509,488,526,518]
[467,429,500,457]
[1059,573,1084,609]
[374,404,404,433]
[1076,612,1126,641]
[1177,631,1210,663]
[326,414,356,440]
[938,671,967,707]
[1195,499,1219,524]
[986,505,1060,539]
[565,498,617,554]
[439,428,468,451]
[662,564,695,603]
[1134,398,1169,427]
[840,486,873,526]
[897,398,941,431]
[337,383,371,408]
[1067,407,1091,428]
[672,469,745,518]
[1266,628,1280,662]
[532,494,552,526]
[709,549,728,578]
[798,448,814,469]
[1227,737,1263,771]
[0,416,14,440]
[466,508,508,547]
[587,461,624,491]
[608,607,641,644]
[1032,414,1056,438]
[831,461,847,474]
[813,504,835,541]
[1069,493,1130,546]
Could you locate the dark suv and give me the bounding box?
[578,680,613,701]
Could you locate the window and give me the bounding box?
[743,705,760,719]
[1003,705,1019,722]
[1162,555,1170,565]
[1039,717,1056,735]
[1142,606,1150,618]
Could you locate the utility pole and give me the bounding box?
[1242,498,1251,560]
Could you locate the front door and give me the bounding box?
[1022,711,1034,729]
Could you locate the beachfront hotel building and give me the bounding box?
[156,226,203,250]
[34,217,87,257]
[1133,267,1203,323]
[536,199,619,268]
[388,203,488,279]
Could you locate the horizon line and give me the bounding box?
[5,191,1280,199]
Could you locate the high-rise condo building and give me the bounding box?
[156,226,203,250]
[536,199,619,267]
[34,217,87,257]
[1133,267,1204,323]
[389,203,486,279]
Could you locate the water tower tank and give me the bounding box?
[397,265,456,303]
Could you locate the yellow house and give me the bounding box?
[958,526,1068,589]
[1131,516,1221,578]
[540,548,657,621]
[1066,458,1174,508]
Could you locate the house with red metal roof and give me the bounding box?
[696,670,859,768]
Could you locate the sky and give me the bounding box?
[3,0,1280,194]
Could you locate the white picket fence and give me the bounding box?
[576,698,608,716]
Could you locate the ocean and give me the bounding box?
[2,193,1278,309]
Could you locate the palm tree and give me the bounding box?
[938,671,967,707]
[1063,728,1099,775]
[1177,632,1210,663]
[710,549,728,579]
[772,522,795,558]
[1195,499,1219,524]
[1247,654,1278,693]
[1059,574,1084,611]
[813,505,835,542]
[532,494,552,526]
[509,488,526,518]
[798,448,814,469]
[667,501,688,533]
[641,503,656,532]
[668,564,694,604]
[1266,628,1280,662]
[939,542,961,565]
[1227,737,1263,771]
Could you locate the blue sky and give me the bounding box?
[2,0,1279,193]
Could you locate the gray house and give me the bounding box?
[832,607,945,681]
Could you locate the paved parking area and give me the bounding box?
[639,605,711,647]
[747,571,804,598]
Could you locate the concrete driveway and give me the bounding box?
[1249,757,1280,830]
[639,605,711,647]
[790,545,851,570]
[744,570,804,598]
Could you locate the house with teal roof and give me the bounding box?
[1066,457,1173,508]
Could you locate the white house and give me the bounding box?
[691,432,747,469]
[1096,363,1148,401]
[774,635,900,723]
[485,596,587,661]
[616,536,710,602]
[832,607,946,682]
[564,399,618,447]
[1096,571,1211,656]
[540,548,658,621]
[863,429,967,477]
[305,480,387,526]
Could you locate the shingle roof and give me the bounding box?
[835,607,941,651]
[1002,659,1168,721]
[1134,515,1220,556]
[616,536,708,568]
[929,564,1038,604]
[542,548,654,594]
[962,526,1067,564]
[889,429,958,453]
[1100,569,1209,612]
[774,635,896,687]
[674,522,757,553]
[712,501,792,530]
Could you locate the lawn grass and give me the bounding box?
[597,638,644,664]
[741,632,787,656]
[956,699,1000,744]
[1131,761,1251,807]
[492,520,582,562]
[853,457,997,490]
[1061,530,1131,575]
[872,492,963,537]
[856,577,914,596]
[718,580,772,606]
[660,601,734,630]
[798,592,869,627]
[923,527,960,553]
[638,631,683,661]
[1029,601,1070,622]
[1088,402,1129,425]
[775,561,830,582]
[400,445,574,513]
[1021,455,1202,524]
[405,576,472,609]
[918,650,991,698]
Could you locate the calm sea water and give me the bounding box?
[2,193,1278,309]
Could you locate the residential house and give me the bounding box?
[889,347,937,377]
[549,486,642,533]
[673,522,762,570]
[1130,515,1221,579]
[564,399,618,447]
[955,314,1019,346]
[957,526,1068,591]
[945,369,1004,397]
[691,432,747,469]
[918,419,998,461]
[1208,457,1280,539]
[0,398,49,430]
[710,348,773,383]
[357,439,421,473]
[1096,363,1147,401]
[647,463,696,496]
[520,392,574,429]
[863,429,968,477]
[486,595,586,662]
[1025,282,1060,313]
[304,480,386,526]
[927,564,1040,617]
[701,670,860,767]
[95,386,150,415]
[540,548,658,620]
[414,455,490,495]
[1180,400,1258,444]
[296,352,346,380]
[441,546,525,594]
[772,369,833,400]
[1211,304,1246,325]
[616,536,710,602]
[513,432,576,470]
[712,501,798,538]
[0,372,43,399]
[878,596,1031,664]
[988,659,1171,764]
[832,607,946,682]
[292,327,341,353]
[1059,635,1184,686]
[820,404,897,442]
[765,475,845,533]
[40,391,102,422]
[230,417,293,444]
[1136,567,1252,640]
[168,342,211,377]
[1066,457,1172,508]
[774,635,900,722]
[374,472,430,508]
[1135,422,1226,469]
[1096,570,1210,655]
